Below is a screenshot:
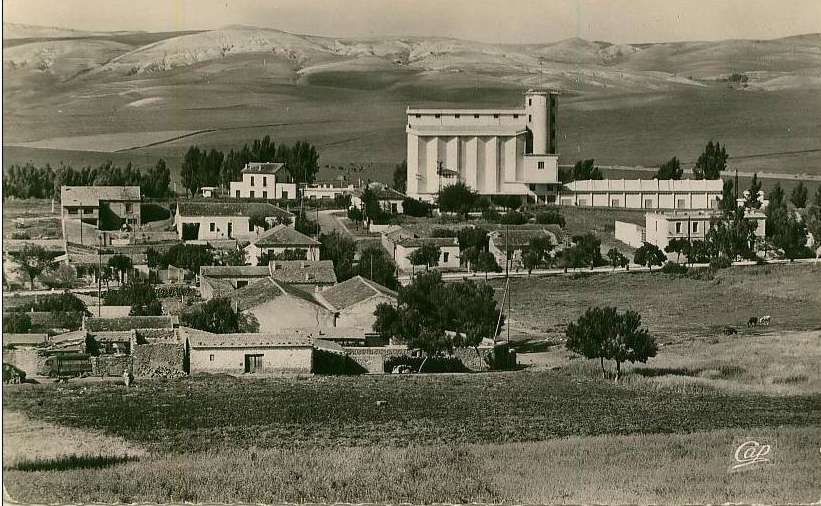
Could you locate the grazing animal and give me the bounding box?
[758,315,771,326]
[722,325,738,336]
[375,400,387,407]
[747,316,758,327]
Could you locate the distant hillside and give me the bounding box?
[3,22,139,40]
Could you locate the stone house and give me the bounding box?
[183,328,313,375]
[381,228,460,272]
[199,260,337,299]
[315,276,397,334]
[488,227,563,271]
[175,202,294,241]
[227,278,337,332]
[244,225,321,265]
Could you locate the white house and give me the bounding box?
[406,90,560,203]
[559,179,723,209]
[381,227,460,272]
[643,209,766,253]
[175,202,294,241]
[302,180,357,200]
[244,225,321,265]
[487,227,563,271]
[351,182,406,214]
[229,162,297,200]
[183,328,314,375]
[315,276,398,334]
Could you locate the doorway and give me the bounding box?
[244,354,263,373]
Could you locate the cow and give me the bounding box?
[747,316,758,327]
[758,315,771,326]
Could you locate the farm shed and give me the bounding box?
[184,329,313,375]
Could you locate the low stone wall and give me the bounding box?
[453,346,493,371]
[131,342,185,377]
[4,348,47,377]
[91,355,129,377]
[342,346,495,373]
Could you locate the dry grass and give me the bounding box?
[4,426,818,504]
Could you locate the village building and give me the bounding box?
[226,277,337,332]
[488,227,564,271]
[302,180,357,200]
[558,179,723,209]
[615,209,767,253]
[60,186,142,231]
[229,162,297,200]
[199,260,337,298]
[381,228,460,272]
[183,328,313,375]
[174,202,294,241]
[315,276,397,334]
[406,90,560,203]
[244,225,321,265]
[351,183,407,214]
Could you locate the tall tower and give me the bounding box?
[525,89,558,155]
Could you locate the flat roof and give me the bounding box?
[564,179,724,193]
[408,126,527,137]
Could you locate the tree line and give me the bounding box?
[3,159,172,200]
[179,135,320,197]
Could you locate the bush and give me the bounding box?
[3,312,32,333]
[500,211,529,225]
[430,228,458,238]
[660,261,689,275]
[482,209,501,223]
[402,197,432,217]
[709,256,733,270]
[140,203,171,223]
[484,343,517,371]
[535,209,566,227]
[384,355,467,373]
[11,231,30,240]
[39,264,80,289]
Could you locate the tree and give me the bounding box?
[571,159,603,181]
[565,307,657,381]
[393,160,407,193]
[812,185,821,209]
[438,181,478,218]
[164,244,214,274]
[180,146,202,197]
[633,243,666,271]
[347,206,364,224]
[248,213,270,232]
[719,178,737,213]
[408,244,440,272]
[180,298,244,334]
[523,236,554,273]
[286,140,320,184]
[3,312,32,333]
[373,271,503,371]
[359,185,382,223]
[705,207,758,261]
[772,212,808,261]
[11,244,52,289]
[693,140,728,180]
[319,231,356,282]
[805,204,821,261]
[655,156,683,180]
[664,238,689,263]
[571,233,604,269]
[791,181,808,208]
[294,212,320,236]
[475,250,501,280]
[357,246,399,290]
[104,282,160,316]
[744,173,763,209]
[402,197,431,217]
[606,248,628,270]
[535,208,565,227]
[143,158,171,198]
[107,254,133,284]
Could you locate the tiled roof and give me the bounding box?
[563,179,724,193]
[241,162,286,175]
[268,260,337,285]
[177,202,294,219]
[200,266,270,278]
[185,330,313,349]
[68,253,148,266]
[229,278,284,312]
[397,236,459,248]
[93,330,133,342]
[3,333,48,346]
[318,276,397,311]
[49,329,87,344]
[61,186,141,207]
[85,316,177,332]
[199,276,236,298]
[354,186,406,201]
[284,327,367,340]
[251,225,320,247]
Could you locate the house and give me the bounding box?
[558,179,723,210]
[175,202,294,241]
[351,183,407,214]
[3,333,48,349]
[60,186,141,232]
[488,227,563,270]
[315,276,397,333]
[381,229,460,272]
[227,278,336,332]
[201,187,218,198]
[302,180,357,200]
[244,225,321,265]
[199,261,337,298]
[406,90,560,204]
[644,209,766,253]
[183,328,313,375]
[229,162,297,200]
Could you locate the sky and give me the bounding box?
[4,0,821,44]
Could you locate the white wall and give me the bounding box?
[190,346,312,374]
[177,216,255,241]
[615,221,645,248]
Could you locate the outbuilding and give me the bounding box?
[184,329,313,375]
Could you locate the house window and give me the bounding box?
[537,161,545,169]
[675,222,682,234]
[282,190,289,200]
[676,199,686,209]
[443,252,449,263]
[434,114,441,118]
[513,114,519,119]
[236,280,248,288]
[209,354,215,362]
[250,191,255,199]
[262,191,268,199]
[125,203,133,213]
[250,176,255,186]
[528,114,532,122]
[210,223,216,232]
[391,203,398,214]
[68,208,78,215]
[263,177,267,187]
[454,114,460,118]
[236,190,241,198]
[474,114,479,119]
[692,222,699,233]
[249,221,255,232]
[493,114,499,118]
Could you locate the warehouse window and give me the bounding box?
[435,114,441,118]
[529,115,532,122]
[675,222,682,234]
[528,98,532,106]
[513,114,519,118]
[537,161,545,169]
[236,190,240,198]
[474,114,479,119]
[443,252,449,263]
[250,176,255,186]
[693,222,699,233]
[209,354,215,362]
[250,191,255,199]
[493,114,499,118]
[263,177,267,187]
[454,114,460,118]
[209,223,215,232]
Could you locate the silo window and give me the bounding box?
[493,114,499,118]
[455,114,460,118]
[528,115,532,122]
[513,114,519,118]
[528,98,532,106]
[435,114,441,118]
[538,161,545,169]
[474,114,479,119]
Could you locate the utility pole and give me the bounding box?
[97,237,102,317]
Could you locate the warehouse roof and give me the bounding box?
[61,186,141,207]
[563,179,723,193]
[317,276,396,311]
[177,202,293,219]
[200,265,270,278]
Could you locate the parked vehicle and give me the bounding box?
[42,353,92,382]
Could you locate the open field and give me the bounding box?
[494,263,821,342]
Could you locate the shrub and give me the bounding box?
[140,203,171,223]
[402,197,432,217]
[39,264,80,289]
[535,209,566,227]
[481,209,501,222]
[11,231,30,240]
[384,355,467,373]
[430,228,458,238]
[709,256,733,270]
[660,262,689,275]
[500,211,528,225]
[3,312,32,333]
